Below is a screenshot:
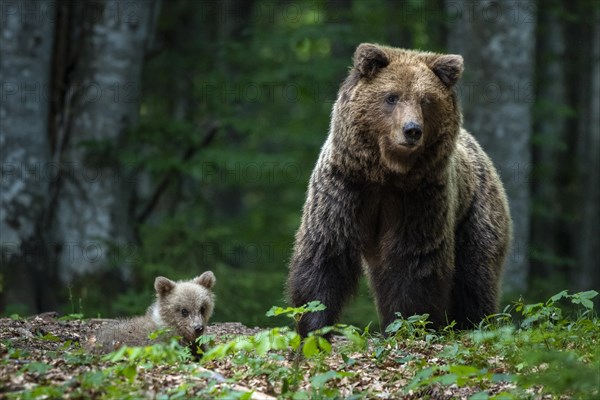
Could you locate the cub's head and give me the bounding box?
[153,271,216,343]
[336,43,463,175]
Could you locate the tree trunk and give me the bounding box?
[445,0,536,296]
[0,0,55,313]
[575,4,600,293]
[530,1,567,281]
[48,0,156,284]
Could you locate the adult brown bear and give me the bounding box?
[287,43,511,336]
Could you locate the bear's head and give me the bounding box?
[153,271,216,343]
[333,43,463,178]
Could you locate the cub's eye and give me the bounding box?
[385,94,399,105]
[181,308,189,317]
[420,96,432,105]
[200,306,206,315]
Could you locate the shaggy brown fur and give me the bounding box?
[287,43,511,336]
[92,271,216,357]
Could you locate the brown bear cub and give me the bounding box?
[287,43,511,336]
[92,271,216,358]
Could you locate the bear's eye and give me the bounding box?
[200,305,206,315]
[181,308,189,317]
[385,94,399,105]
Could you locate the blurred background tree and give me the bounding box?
[1,0,598,328]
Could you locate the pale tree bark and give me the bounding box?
[49,0,156,283]
[446,0,536,295]
[0,0,55,312]
[575,5,599,292]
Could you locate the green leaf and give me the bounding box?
[256,335,271,356]
[338,325,365,348]
[238,391,253,400]
[549,290,569,303]
[447,364,479,376]
[311,370,339,388]
[128,346,143,361]
[38,333,60,342]
[292,391,310,400]
[289,332,302,350]
[571,290,598,310]
[317,336,332,354]
[80,371,105,388]
[395,355,415,364]
[23,362,52,374]
[491,391,516,399]
[515,363,525,372]
[58,313,84,321]
[385,320,403,334]
[270,332,289,350]
[438,373,457,385]
[341,353,356,366]
[310,370,353,388]
[302,336,318,358]
[580,290,598,299]
[104,346,128,362]
[305,301,326,312]
[148,327,172,340]
[491,373,515,383]
[407,366,436,390]
[120,364,138,383]
[265,306,289,317]
[265,302,325,318]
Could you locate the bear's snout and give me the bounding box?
[403,122,423,145]
[193,323,205,335]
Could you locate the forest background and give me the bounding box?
[1,0,598,329]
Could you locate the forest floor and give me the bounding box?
[0,314,268,399]
[0,302,598,399]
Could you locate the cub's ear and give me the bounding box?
[424,54,464,87]
[353,43,390,79]
[193,271,216,290]
[154,277,176,297]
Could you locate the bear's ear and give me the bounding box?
[353,43,390,79]
[193,271,216,290]
[424,54,464,87]
[154,277,176,297]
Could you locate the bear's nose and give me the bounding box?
[403,122,423,145]
[193,324,205,335]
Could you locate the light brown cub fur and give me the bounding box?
[91,271,216,357]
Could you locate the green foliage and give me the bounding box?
[266,301,327,324]
[5,291,600,399]
[58,313,85,321]
[202,301,369,396]
[60,0,452,326]
[6,339,194,399]
[515,289,597,329]
[37,332,60,342]
[397,292,598,398]
[102,338,192,366]
[20,361,52,375]
[385,313,434,339]
[207,304,337,364]
[518,350,599,398]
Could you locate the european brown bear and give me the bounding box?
[287,43,511,336]
[92,271,216,356]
